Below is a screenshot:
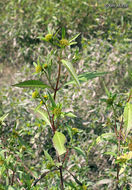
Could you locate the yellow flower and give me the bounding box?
[35,65,42,73]
[32,91,39,98]
[45,34,53,41]
[44,95,48,100]
[60,39,69,47]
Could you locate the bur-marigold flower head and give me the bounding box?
[44,63,48,69]
[35,65,42,73]
[60,39,69,47]
[45,34,53,41]
[40,101,44,105]
[44,95,48,100]
[32,91,39,99]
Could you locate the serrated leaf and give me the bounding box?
[32,108,51,126]
[123,102,132,135]
[52,132,66,156]
[73,147,86,158]
[12,80,51,89]
[63,71,108,86]
[44,150,55,165]
[61,60,80,87]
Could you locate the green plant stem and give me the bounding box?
[43,70,55,90]
[65,168,83,186]
[44,101,55,132]
[51,53,65,190]
[112,105,120,186]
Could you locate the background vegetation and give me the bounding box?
[0,0,132,189]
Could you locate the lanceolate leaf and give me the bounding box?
[0,113,9,123]
[47,91,56,108]
[96,133,115,144]
[61,59,80,87]
[52,131,66,156]
[123,102,132,135]
[69,33,80,43]
[33,108,51,126]
[73,147,86,158]
[44,150,55,165]
[65,112,77,118]
[12,80,50,89]
[63,71,108,86]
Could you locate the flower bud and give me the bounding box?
[44,63,48,69]
[43,94,48,100]
[60,39,69,47]
[35,65,42,73]
[45,34,53,41]
[32,91,39,99]
[40,100,44,105]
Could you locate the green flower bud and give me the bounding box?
[44,63,48,69]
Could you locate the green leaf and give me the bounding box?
[96,133,115,144]
[69,33,80,43]
[104,152,117,157]
[47,91,56,108]
[63,71,108,86]
[8,186,15,190]
[73,147,86,158]
[0,113,9,123]
[61,60,80,87]
[65,112,76,118]
[12,80,51,89]
[44,150,55,165]
[119,164,126,175]
[123,102,132,135]
[33,108,51,126]
[52,131,67,156]
[103,82,110,97]
[62,27,65,39]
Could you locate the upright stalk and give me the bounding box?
[52,51,64,190]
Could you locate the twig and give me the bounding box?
[65,168,83,186]
[31,169,58,187]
